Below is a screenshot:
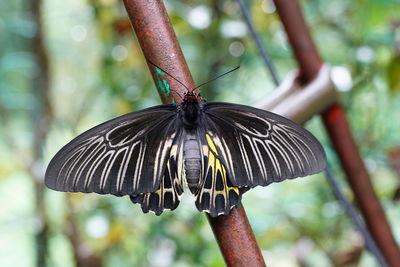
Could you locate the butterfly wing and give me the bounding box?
[45,104,184,208]
[130,130,184,215]
[201,102,326,189]
[194,129,247,217]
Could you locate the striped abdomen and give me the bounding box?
[183,131,201,193]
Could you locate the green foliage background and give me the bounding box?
[0,0,399,266]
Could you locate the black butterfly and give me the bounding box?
[45,67,326,217]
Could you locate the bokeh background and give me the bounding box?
[1,0,400,266]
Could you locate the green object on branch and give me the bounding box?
[154,67,171,100]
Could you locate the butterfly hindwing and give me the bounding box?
[45,104,181,197]
[194,130,245,217]
[202,102,326,188]
[130,130,184,215]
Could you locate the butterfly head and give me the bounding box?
[183,90,198,102]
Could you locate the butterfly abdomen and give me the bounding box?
[183,130,201,193]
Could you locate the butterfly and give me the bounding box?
[45,64,326,217]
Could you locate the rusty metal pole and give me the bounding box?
[273,0,322,85]
[273,0,400,266]
[122,1,266,266]
[123,0,195,103]
[207,205,266,266]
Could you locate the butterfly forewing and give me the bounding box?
[45,104,181,198]
[202,102,326,189]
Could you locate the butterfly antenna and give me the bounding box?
[147,59,190,91]
[192,66,240,91]
[170,88,184,101]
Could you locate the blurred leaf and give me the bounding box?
[387,54,400,94]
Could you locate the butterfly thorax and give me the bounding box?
[181,91,200,129]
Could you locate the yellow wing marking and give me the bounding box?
[205,134,239,195]
[206,134,218,155]
[196,134,240,216]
